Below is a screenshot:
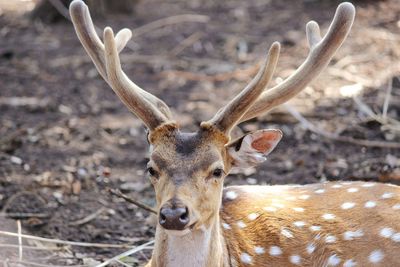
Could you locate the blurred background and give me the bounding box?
[0,0,399,265]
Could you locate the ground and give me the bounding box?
[0,0,399,266]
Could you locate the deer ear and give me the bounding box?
[227,129,282,170]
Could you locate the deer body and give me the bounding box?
[69,1,400,266]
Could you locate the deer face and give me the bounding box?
[147,123,282,235]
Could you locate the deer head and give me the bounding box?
[69,0,355,235]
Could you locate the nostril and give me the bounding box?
[159,210,167,225]
[160,213,166,222]
[179,207,189,223]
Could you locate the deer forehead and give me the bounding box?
[149,127,229,178]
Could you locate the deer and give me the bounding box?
[69,1,400,266]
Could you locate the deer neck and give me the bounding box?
[151,216,228,267]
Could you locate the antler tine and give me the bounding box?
[238,2,355,123]
[69,0,173,128]
[206,42,280,134]
[103,27,168,129]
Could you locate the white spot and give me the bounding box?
[310,225,322,232]
[289,255,301,265]
[343,229,364,240]
[315,189,325,194]
[222,223,231,230]
[347,187,359,193]
[393,204,400,210]
[254,246,265,254]
[362,183,375,187]
[281,228,294,238]
[269,246,282,256]
[248,213,259,221]
[240,252,252,264]
[325,235,337,243]
[264,206,277,212]
[299,194,310,200]
[331,184,343,188]
[272,203,285,208]
[322,213,335,220]
[285,196,296,201]
[237,221,246,228]
[293,221,306,228]
[343,259,357,267]
[226,191,238,200]
[306,243,315,254]
[341,202,355,210]
[327,254,341,266]
[381,192,394,199]
[341,182,353,185]
[391,233,400,242]
[292,207,305,212]
[365,201,376,208]
[369,249,384,263]
[380,227,394,238]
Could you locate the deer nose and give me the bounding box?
[159,205,189,230]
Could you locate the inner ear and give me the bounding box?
[227,129,282,169]
[248,130,282,153]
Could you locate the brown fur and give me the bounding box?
[221,183,400,266]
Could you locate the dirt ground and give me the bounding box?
[0,0,399,265]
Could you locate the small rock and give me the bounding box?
[246,177,257,185]
[23,164,30,171]
[53,191,63,200]
[72,181,81,195]
[10,156,22,165]
[77,168,88,178]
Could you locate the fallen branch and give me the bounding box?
[0,231,133,248]
[108,188,157,214]
[7,260,87,267]
[97,240,155,267]
[0,212,50,219]
[68,207,106,226]
[160,63,259,82]
[285,104,400,149]
[131,14,209,38]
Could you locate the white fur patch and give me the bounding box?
[369,250,384,263]
[166,228,211,267]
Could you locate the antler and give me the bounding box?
[206,42,281,134]
[69,0,172,130]
[238,2,355,123]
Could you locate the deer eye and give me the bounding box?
[147,167,158,177]
[212,168,224,178]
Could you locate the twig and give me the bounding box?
[108,188,157,214]
[0,212,50,219]
[159,63,259,82]
[353,96,400,127]
[382,77,393,123]
[131,14,209,38]
[0,243,62,251]
[68,207,106,226]
[115,259,132,267]
[17,220,22,261]
[97,240,155,267]
[7,260,87,267]
[285,104,400,149]
[48,0,71,20]
[0,231,133,248]
[170,31,204,56]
